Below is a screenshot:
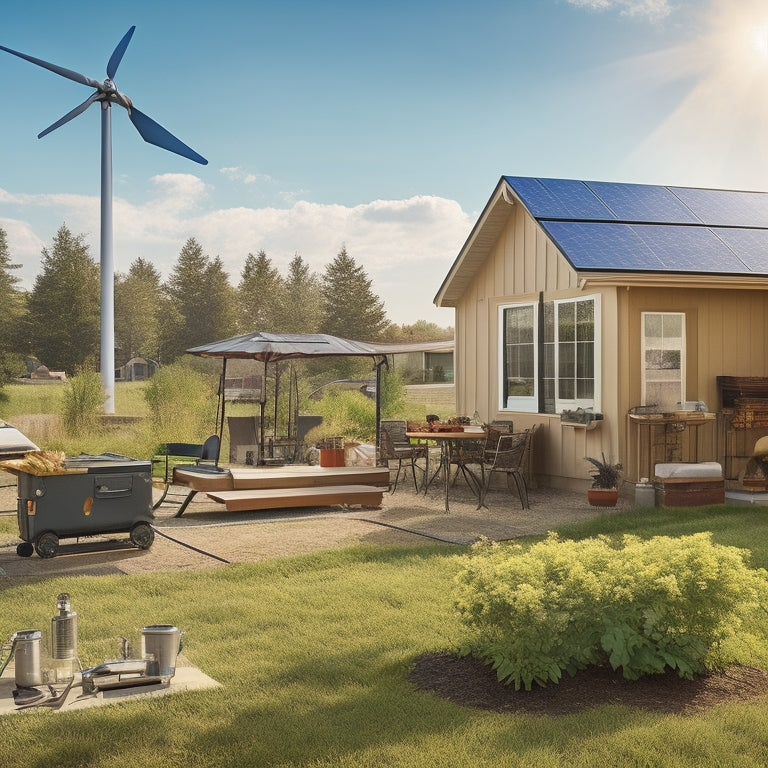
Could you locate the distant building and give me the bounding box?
[115,356,159,382]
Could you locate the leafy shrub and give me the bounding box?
[454,533,768,690]
[304,387,376,444]
[142,361,217,443]
[61,366,106,435]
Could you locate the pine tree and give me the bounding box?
[27,224,100,373]
[277,254,322,333]
[0,227,26,384]
[162,238,237,361]
[115,257,162,363]
[320,246,389,341]
[237,250,284,332]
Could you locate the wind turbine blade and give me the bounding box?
[0,44,101,89]
[128,106,208,165]
[107,26,135,79]
[38,93,100,138]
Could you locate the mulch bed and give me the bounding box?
[409,652,768,716]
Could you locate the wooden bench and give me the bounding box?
[206,485,384,512]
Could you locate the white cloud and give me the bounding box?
[0,181,469,326]
[219,166,271,185]
[566,0,673,21]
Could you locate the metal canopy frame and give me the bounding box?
[186,333,389,464]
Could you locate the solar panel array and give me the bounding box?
[503,176,768,275]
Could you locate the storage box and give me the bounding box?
[654,477,725,507]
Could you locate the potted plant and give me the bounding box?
[585,452,622,507]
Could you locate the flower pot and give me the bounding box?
[587,488,619,507]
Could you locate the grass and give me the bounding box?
[3,506,768,766]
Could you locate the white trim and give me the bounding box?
[498,294,601,414]
[641,311,686,409]
[498,301,538,412]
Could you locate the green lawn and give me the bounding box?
[3,507,768,766]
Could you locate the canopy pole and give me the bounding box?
[374,356,387,464]
[217,357,227,465]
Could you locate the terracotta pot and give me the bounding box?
[587,488,619,507]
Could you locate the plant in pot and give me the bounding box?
[585,452,622,507]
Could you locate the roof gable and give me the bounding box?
[435,176,768,307]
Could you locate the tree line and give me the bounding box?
[0,223,452,383]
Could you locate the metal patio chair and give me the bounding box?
[477,431,531,510]
[379,423,428,493]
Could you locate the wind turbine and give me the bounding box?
[0,27,207,413]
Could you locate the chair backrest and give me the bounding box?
[165,442,204,460]
[489,420,514,434]
[378,427,397,462]
[201,434,220,463]
[490,432,528,470]
[380,419,408,446]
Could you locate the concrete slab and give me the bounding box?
[0,654,220,716]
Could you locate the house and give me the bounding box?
[115,356,159,382]
[435,176,768,490]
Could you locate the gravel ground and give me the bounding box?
[0,472,631,579]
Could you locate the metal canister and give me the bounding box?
[14,629,42,687]
[141,625,182,679]
[51,593,77,681]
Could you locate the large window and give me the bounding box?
[642,312,685,410]
[500,295,600,414]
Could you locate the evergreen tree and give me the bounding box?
[0,227,26,384]
[27,224,100,373]
[320,246,389,341]
[162,238,237,361]
[115,257,162,363]
[278,254,322,333]
[237,250,284,332]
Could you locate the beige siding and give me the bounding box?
[454,202,625,487]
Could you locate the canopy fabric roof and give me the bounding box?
[187,333,385,361]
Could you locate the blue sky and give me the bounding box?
[1,0,768,326]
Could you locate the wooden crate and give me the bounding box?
[654,477,725,507]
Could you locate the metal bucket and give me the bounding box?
[14,629,42,687]
[141,625,181,679]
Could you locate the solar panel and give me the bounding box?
[586,181,701,224]
[542,222,754,273]
[713,228,768,273]
[672,187,768,228]
[541,222,664,270]
[505,177,614,220]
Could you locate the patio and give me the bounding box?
[0,476,630,578]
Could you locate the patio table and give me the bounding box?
[406,431,486,513]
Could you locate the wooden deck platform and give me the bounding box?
[170,464,389,515]
[207,485,384,512]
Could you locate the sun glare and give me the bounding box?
[750,25,768,62]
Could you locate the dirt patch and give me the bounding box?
[409,652,768,715]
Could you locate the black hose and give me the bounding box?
[150,525,230,564]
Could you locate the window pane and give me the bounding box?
[558,302,575,341]
[558,342,574,377]
[559,378,575,399]
[503,305,535,404]
[642,312,684,409]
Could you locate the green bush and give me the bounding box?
[142,361,217,443]
[60,366,106,435]
[305,387,376,444]
[454,532,768,690]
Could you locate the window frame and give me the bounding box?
[498,294,601,414]
[640,311,686,409]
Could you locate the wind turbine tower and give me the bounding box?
[0,27,207,413]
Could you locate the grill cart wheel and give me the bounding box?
[16,542,33,558]
[35,531,59,559]
[130,522,154,550]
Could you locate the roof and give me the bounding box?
[186,333,453,361]
[435,176,768,307]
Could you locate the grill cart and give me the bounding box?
[0,452,154,558]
